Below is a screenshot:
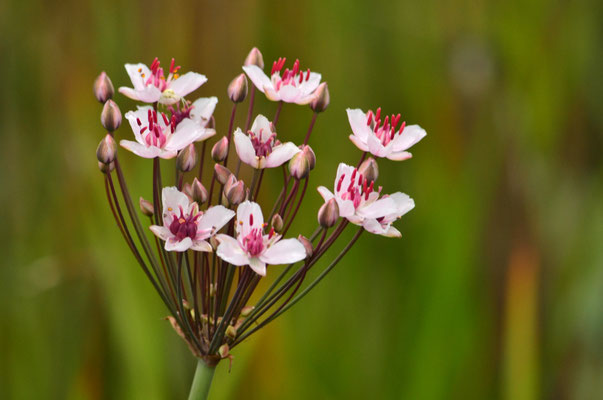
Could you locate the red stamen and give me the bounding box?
[375,107,381,122]
[367,111,374,126]
[249,214,254,226]
[337,174,346,192]
[399,121,406,134]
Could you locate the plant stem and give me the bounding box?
[187,360,216,400]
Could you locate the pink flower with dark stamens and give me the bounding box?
[150,187,234,252]
[118,58,207,105]
[243,57,322,105]
[168,96,218,134]
[233,114,300,169]
[121,106,214,159]
[347,108,426,161]
[317,163,415,235]
[215,201,307,276]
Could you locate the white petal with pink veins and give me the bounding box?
[120,140,162,158]
[242,65,273,94]
[169,72,207,98]
[191,240,212,252]
[215,234,250,266]
[265,143,300,168]
[166,237,193,252]
[150,225,171,241]
[234,129,259,168]
[391,125,426,152]
[190,97,218,123]
[248,258,267,276]
[260,239,307,265]
[197,205,235,233]
[346,108,372,141]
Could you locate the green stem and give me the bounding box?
[187,360,216,400]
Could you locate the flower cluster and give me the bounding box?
[94,49,425,368]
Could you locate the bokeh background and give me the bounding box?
[1,0,602,398]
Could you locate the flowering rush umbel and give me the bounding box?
[94,49,425,398]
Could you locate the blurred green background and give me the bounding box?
[1,0,602,398]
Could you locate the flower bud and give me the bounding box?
[271,214,284,233]
[176,143,197,172]
[227,73,248,103]
[101,100,122,132]
[310,82,330,113]
[225,180,245,206]
[211,137,229,162]
[139,197,154,217]
[96,134,117,164]
[93,71,114,103]
[225,325,237,339]
[288,151,311,180]
[182,182,193,198]
[191,178,208,204]
[298,235,313,257]
[318,198,339,228]
[98,161,114,173]
[358,157,379,183]
[240,306,255,317]
[214,164,233,185]
[244,47,264,69]
[300,145,316,170]
[218,344,230,359]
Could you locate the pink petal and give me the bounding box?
[317,186,334,202]
[250,114,271,139]
[124,63,150,90]
[235,201,264,237]
[216,234,250,266]
[349,134,369,152]
[278,85,302,103]
[265,143,300,168]
[165,237,193,252]
[190,97,218,123]
[165,119,203,152]
[298,72,321,95]
[242,65,272,94]
[191,240,213,252]
[197,205,235,233]
[234,129,259,168]
[169,72,207,98]
[366,134,387,157]
[260,238,307,265]
[346,108,373,142]
[391,125,426,152]
[387,151,412,161]
[249,258,267,276]
[162,187,190,221]
[264,86,281,101]
[120,140,161,158]
[150,225,171,241]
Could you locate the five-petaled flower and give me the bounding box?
[347,108,426,161]
[121,106,215,159]
[243,58,322,105]
[150,187,234,252]
[119,58,207,105]
[317,163,415,236]
[215,201,307,276]
[233,114,300,169]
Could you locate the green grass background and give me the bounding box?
[1,0,602,398]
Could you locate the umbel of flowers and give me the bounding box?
[94,49,425,399]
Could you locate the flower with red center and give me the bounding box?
[347,108,426,161]
[243,57,322,105]
[118,57,207,105]
[168,96,218,134]
[215,201,307,276]
[150,187,234,252]
[121,106,215,159]
[317,163,415,235]
[233,114,300,169]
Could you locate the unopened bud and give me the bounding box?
[182,182,193,198]
[310,82,330,113]
[225,180,245,206]
[225,325,237,339]
[191,178,208,204]
[240,306,255,317]
[227,73,248,103]
[93,71,114,103]
[96,134,117,164]
[358,157,379,183]
[244,47,264,69]
[101,100,122,131]
[211,137,229,162]
[139,197,154,217]
[176,143,197,172]
[318,198,340,228]
[271,214,284,232]
[288,151,311,180]
[214,164,233,185]
[300,145,316,170]
[218,344,230,359]
[98,161,114,173]
[298,235,313,257]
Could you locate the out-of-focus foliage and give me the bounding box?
[1,0,601,399]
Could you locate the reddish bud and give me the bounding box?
[214,164,233,185]
[191,177,208,204]
[271,214,284,232]
[211,137,229,162]
[139,197,154,217]
[300,145,316,170]
[93,71,114,103]
[288,151,311,180]
[298,235,313,257]
[244,47,264,69]
[227,73,248,103]
[318,198,339,228]
[96,134,117,164]
[101,100,122,131]
[310,82,330,113]
[176,143,197,172]
[358,157,379,183]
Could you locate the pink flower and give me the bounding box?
[347,108,426,161]
[118,58,207,105]
[317,163,415,236]
[243,58,322,105]
[121,107,215,159]
[215,201,307,276]
[233,115,300,169]
[150,187,234,252]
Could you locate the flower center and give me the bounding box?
[136,109,176,148]
[337,168,379,209]
[136,57,181,92]
[168,101,194,125]
[270,58,311,91]
[169,207,201,240]
[249,128,276,157]
[365,107,406,146]
[243,228,264,256]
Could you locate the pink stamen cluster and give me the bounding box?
[136,109,176,148]
[169,206,202,240]
[366,107,407,147]
[138,57,182,91]
[336,167,381,208]
[241,214,265,256]
[249,128,277,157]
[168,101,194,125]
[270,58,312,91]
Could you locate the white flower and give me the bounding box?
[120,107,214,159]
[243,58,321,105]
[118,58,207,105]
[150,187,234,252]
[317,163,415,236]
[347,108,426,161]
[215,201,307,276]
[233,114,300,169]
